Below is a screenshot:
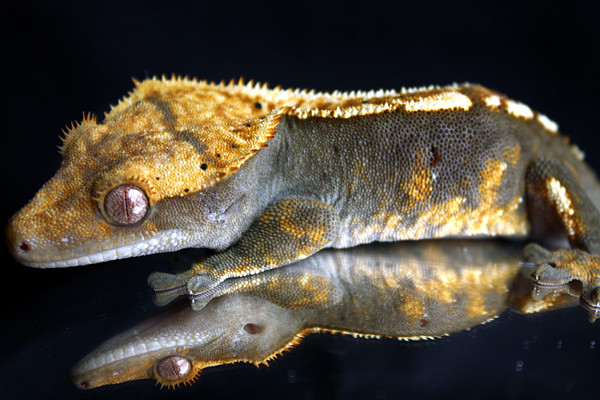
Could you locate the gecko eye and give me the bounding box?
[103,184,149,225]
[155,355,193,382]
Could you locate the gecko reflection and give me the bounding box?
[71,240,579,389]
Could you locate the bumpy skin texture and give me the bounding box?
[70,240,578,389]
[6,77,600,310]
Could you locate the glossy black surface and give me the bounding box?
[2,1,599,399]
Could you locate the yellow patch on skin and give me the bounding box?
[537,113,559,134]
[505,99,534,120]
[418,268,460,303]
[474,87,559,135]
[367,257,514,323]
[403,91,473,112]
[502,145,521,167]
[369,158,527,241]
[286,275,333,309]
[407,162,434,201]
[287,85,473,119]
[546,177,578,237]
[279,215,306,238]
[484,94,501,108]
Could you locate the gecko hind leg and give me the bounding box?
[525,159,600,321]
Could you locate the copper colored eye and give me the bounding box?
[156,355,192,381]
[103,184,149,225]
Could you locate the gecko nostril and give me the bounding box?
[19,241,30,252]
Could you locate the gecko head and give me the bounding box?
[70,294,304,389]
[6,77,284,268]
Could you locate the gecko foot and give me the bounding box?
[148,267,223,309]
[148,272,189,306]
[525,243,600,322]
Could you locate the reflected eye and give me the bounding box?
[156,355,193,382]
[103,184,149,225]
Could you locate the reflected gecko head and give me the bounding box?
[70,294,303,389]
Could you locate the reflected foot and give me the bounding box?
[524,244,600,322]
[148,265,222,310]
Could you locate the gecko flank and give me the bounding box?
[7,77,600,311]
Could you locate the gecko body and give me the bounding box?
[7,78,600,310]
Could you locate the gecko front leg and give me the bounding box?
[524,159,600,320]
[148,198,340,310]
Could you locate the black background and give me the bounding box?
[1,1,599,399]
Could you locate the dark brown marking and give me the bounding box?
[147,97,176,129]
[175,131,208,156]
[147,97,208,156]
[429,145,440,167]
[19,242,30,252]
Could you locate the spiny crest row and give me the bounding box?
[139,74,446,101]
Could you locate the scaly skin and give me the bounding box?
[6,77,600,309]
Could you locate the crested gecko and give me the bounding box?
[6,77,600,311]
[70,240,579,389]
